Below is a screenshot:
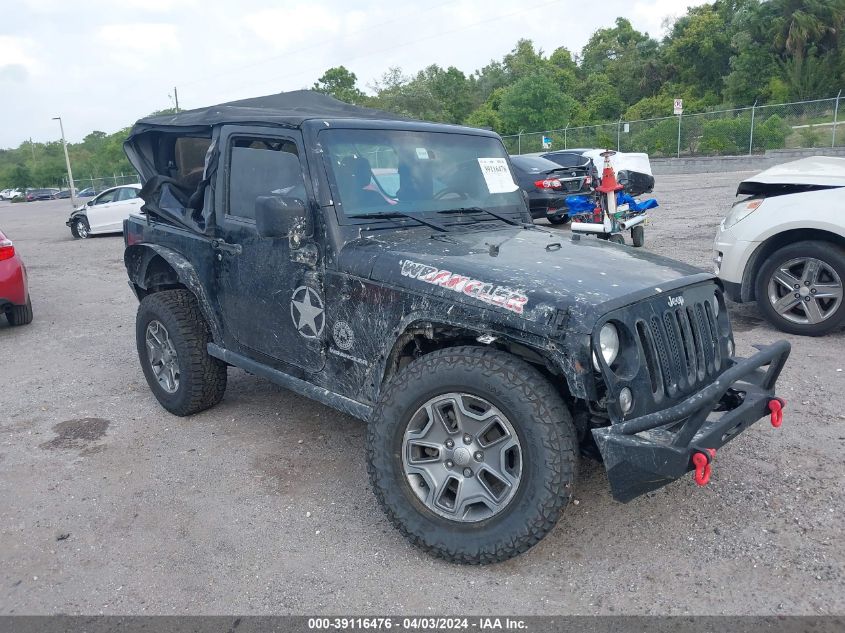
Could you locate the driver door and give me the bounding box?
[213,125,325,373]
[87,188,118,233]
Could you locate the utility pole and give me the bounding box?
[748,99,758,156]
[833,90,842,148]
[174,87,180,112]
[52,117,77,207]
[677,113,682,159]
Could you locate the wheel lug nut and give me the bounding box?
[794,284,800,289]
[445,439,454,449]
[463,434,472,444]
[445,460,453,468]
[804,296,811,302]
[794,293,800,298]
[474,451,483,461]
[810,288,817,294]
[463,468,473,477]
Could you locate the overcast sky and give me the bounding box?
[1,0,708,149]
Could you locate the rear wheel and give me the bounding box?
[756,241,845,336]
[6,295,33,326]
[136,289,227,415]
[548,214,569,225]
[609,233,625,245]
[367,346,577,564]
[631,225,645,247]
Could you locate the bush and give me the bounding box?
[699,117,750,155]
[755,114,790,150]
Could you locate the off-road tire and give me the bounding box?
[6,295,33,326]
[367,346,578,564]
[756,240,845,336]
[631,225,645,248]
[609,233,625,245]
[135,289,227,416]
[548,214,569,225]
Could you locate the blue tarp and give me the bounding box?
[617,192,658,211]
[563,195,594,213]
[564,193,658,214]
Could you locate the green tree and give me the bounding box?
[312,66,367,105]
[497,73,577,135]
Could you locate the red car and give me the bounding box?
[0,229,33,326]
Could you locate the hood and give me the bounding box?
[738,156,845,194]
[338,225,709,329]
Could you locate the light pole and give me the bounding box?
[52,117,77,207]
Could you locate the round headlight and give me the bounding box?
[593,323,620,369]
[618,387,634,414]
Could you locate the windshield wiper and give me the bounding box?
[435,207,526,227]
[348,211,448,232]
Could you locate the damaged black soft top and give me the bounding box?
[123,91,415,235]
[127,90,407,135]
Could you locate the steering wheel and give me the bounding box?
[433,187,468,201]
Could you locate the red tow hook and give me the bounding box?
[768,397,786,428]
[692,448,717,486]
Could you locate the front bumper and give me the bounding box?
[592,340,790,503]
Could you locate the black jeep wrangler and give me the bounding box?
[123,91,790,564]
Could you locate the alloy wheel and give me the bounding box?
[145,319,180,393]
[767,256,843,325]
[402,392,522,523]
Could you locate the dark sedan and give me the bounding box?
[509,155,592,224]
[25,188,59,202]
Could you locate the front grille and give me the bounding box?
[636,299,723,399]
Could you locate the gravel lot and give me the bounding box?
[1,171,843,616]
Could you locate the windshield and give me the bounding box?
[320,128,525,220]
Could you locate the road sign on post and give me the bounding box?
[542,135,552,150]
[673,98,683,115]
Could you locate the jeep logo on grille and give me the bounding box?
[668,296,685,307]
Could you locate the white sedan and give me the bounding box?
[66,184,143,239]
[713,156,845,336]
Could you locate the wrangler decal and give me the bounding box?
[400,260,528,314]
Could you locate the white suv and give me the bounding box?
[713,156,845,336]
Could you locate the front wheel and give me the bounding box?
[71,217,90,239]
[136,289,227,415]
[367,346,577,564]
[547,214,569,225]
[756,241,845,336]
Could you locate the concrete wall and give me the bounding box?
[651,147,845,175]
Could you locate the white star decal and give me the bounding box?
[290,286,325,338]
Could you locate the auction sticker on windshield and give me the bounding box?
[478,157,519,193]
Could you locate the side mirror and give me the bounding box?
[255,195,306,239]
[86,200,93,206]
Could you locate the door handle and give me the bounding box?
[211,239,243,255]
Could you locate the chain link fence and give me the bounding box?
[503,93,844,157]
[53,173,139,194]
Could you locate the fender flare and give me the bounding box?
[368,310,588,403]
[124,243,222,341]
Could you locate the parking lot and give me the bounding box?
[1,171,843,615]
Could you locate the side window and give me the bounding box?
[227,137,305,220]
[95,190,117,204]
[174,137,211,191]
[116,187,138,201]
